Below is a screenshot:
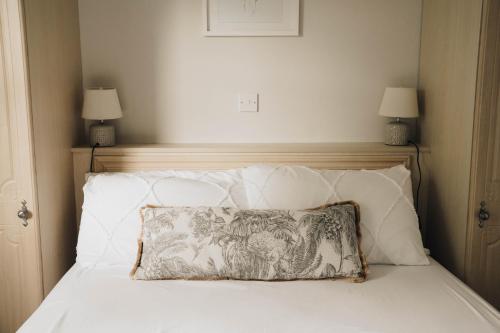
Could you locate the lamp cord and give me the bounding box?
[89,142,100,173]
[408,140,421,228]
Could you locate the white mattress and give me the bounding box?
[19,258,499,333]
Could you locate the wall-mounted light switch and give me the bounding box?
[238,93,259,112]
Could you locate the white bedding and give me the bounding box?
[19,257,499,333]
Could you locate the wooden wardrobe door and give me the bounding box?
[0,0,43,331]
[466,0,500,311]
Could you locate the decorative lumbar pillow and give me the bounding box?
[241,164,429,266]
[131,202,367,282]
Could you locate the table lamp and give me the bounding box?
[378,87,419,146]
[82,88,122,147]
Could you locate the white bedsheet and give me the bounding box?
[19,257,499,333]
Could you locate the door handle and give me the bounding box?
[478,201,490,228]
[17,200,31,227]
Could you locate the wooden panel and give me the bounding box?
[23,0,83,296]
[0,0,43,331]
[418,0,483,279]
[72,143,429,237]
[465,0,500,310]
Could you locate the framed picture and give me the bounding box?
[203,0,300,37]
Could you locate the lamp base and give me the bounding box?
[89,122,116,147]
[384,120,409,146]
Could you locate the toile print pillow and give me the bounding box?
[131,202,367,282]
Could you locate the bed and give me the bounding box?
[18,258,500,333]
[19,144,500,332]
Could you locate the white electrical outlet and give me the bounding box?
[238,93,259,112]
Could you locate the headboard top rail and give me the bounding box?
[71,142,429,155]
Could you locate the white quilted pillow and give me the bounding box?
[76,170,247,267]
[241,165,428,265]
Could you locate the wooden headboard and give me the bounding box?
[71,143,430,238]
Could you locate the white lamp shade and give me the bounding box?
[82,88,123,120]
[378,87,419,118]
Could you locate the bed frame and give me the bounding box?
[71,143,430,239]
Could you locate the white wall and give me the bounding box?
[79,0,422,143]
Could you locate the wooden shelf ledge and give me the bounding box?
[71,142,429,155]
